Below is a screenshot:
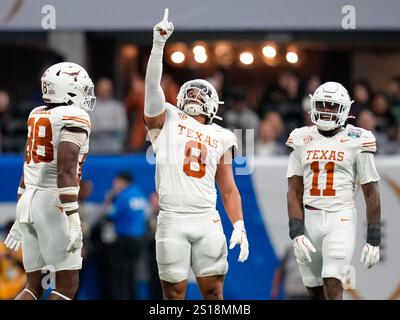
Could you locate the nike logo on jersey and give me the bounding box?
[340,138,350,142]
[340,217,350,222]
[213,219,221,223]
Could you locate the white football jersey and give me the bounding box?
[23,105,91,191]
[286,124,380,212]
[150,103,237,213]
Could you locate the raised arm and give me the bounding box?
[144,8,174,130]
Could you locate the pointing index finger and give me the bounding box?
[163,8,169,21]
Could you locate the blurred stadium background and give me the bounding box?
[0,0,400,299]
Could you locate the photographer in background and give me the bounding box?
[98,172,148,299]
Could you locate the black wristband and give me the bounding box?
[367,223,381,246]
[289,218,304,240]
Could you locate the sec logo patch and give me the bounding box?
[303,135,313,143]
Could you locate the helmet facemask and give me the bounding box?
[310,99,350,131]
[309,81,353,131]
[70,83,96,111]
[177,80,223,123]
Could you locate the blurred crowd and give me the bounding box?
[1,70,400,155]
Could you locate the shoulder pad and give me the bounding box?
[286,126,314,149]
[345,125,376,153]
[58,105,91,134]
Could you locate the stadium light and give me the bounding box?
[194,51,208,64]
[121,44,138,60]
[262,45,277,58]
[214,41,234,66]
[286,51,299,64]
[193,45,206,56]
[171,51,185,64]
[239,51,254,65]
[166,42,189,66]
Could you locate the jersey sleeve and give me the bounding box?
[146,103,177,145]
[356,152,380,184]
[286,128,299,150]
[164,103,180,118]
[286,147,303,178]
[286,128,303,177]
[222,129,238,155]
[60,106,91,135]
[360,130,377,153]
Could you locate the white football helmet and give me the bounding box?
[41,62,96,111]
[177,79,223,123]
[309,81,353,131]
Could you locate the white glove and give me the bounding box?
[229,220,249,262]
[66,212,83,253]
[293,235,316,264]
[4,220,22,251]
[153,8,174,45]
[360,243,379,269]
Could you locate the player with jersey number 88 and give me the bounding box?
[4,61,95,300]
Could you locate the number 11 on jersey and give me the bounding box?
[310,161,336,197]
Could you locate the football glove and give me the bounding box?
[360,243,379,269]
[4,220,22,251]
[66,212,83,253]
[293,235,316,264]
[153,8,174,45]
[229,220,249,262]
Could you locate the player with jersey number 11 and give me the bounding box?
[4,62,95,300]
[144,8,249,300]
[286,81,381,300]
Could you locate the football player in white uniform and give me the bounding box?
[144,9,249,300]
[4,62,95,300]
[286,82,381,300]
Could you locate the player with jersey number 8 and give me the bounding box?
[144,8,249,300]
[286,81,381,300]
